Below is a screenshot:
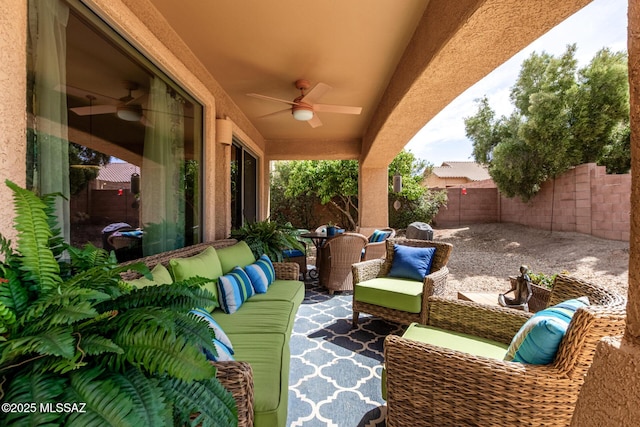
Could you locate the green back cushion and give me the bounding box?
[169,246,223,308]
[216,241,257,274]
[126,263,173,289]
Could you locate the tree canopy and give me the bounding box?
[465,44,629,201]
[270,150,445,230]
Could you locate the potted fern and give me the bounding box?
[0,180,237,426]
[230,218,304,261]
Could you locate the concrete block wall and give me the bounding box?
[431,163,630,241]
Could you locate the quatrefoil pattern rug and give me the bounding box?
[287,284,404,427]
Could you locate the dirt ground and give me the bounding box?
[432,223,629,299]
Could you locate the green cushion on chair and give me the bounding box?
[381,323,508,400]
[216,241,257,274]
[402,323,509,358]
[355,277,424,313]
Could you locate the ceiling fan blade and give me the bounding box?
[247,93,297,106]
[300,82,332,105]
[308,114,323,128]
[257,108,291,119]
[313,103,362,115]
[61,84,119,104]
[70,104,117,116]
[126,93,148,106]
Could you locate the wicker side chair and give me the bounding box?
[383,274,627,427]
[318,232,368,294]
[352,238,453,326]
[362,227,396,261]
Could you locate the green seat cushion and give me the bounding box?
[169,246,223,309]
[125,263,173,289]
[216,241,256,274]
[249,280,305,305]
[402,323,509,359]
[211,300,296,336]
[382,323,508,400]
[227,332,287,415]
[355,277,424,313]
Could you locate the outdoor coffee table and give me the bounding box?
[457,291,501,307]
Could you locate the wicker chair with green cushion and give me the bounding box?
[383,274,626,427]
[352,238,453,326]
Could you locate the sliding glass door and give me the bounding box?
[231,142,258,229]
[26,0,203,259]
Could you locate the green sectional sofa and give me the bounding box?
[120,239,305,427]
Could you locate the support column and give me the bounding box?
[358,166,388,236]
[570,1,640,425]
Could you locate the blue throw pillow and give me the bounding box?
[190,308,234,354]
[245,255,276,293]
[369,229,391,243]
[504,297,590,364]
[217,267,255,314]
[204,339,235,362]
[388,244,436,281]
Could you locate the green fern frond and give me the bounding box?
[0,264,29,318]
[101,280,216,313]
[0,234,14,262]
[109,307,179,337]
[40,191,66,259]
[113,326,215,381]
[38,350,87,374]
[0,326,75,367]
[111,369,173,426]
[80,334,124,356]
[0,302,16,337]
[162,376,237,427]
[63,367,142,427]
[180,312,217,357]
[22,287,109,329]
[5,180,61,292]
[1,365,66,426]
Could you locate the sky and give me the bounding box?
[405,0,629,166]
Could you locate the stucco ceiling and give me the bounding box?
[148,0,430,142]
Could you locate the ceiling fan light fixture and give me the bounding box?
[116,104,143,121]
[292,106,314,121]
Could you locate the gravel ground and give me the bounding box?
[431,223,630,298]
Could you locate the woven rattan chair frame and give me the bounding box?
[362,227,396,261]
[319,232,368,294]
[118,239,301,427]
[352,238,453,326]
[384,274,626,427]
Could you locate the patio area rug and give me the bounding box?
[287,282,404,427]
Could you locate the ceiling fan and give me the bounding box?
[247,79,362,128]
[69,81,149,124]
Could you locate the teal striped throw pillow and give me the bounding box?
[217,266,255,314]
[504,297,589,364]
[245,255,276,293]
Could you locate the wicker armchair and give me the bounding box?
[318,232,368,294]
[362,227,396,261]
[352,238,453,326]
[383,274,626,427]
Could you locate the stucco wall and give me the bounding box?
[0,0,27,245]
[432,163,631,242]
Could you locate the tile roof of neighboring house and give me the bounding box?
[97,162,140,183]
[431,161,491,181]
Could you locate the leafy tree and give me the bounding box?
[465,45,629,201]
[271,150,446,230]
[68,143,111,195]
